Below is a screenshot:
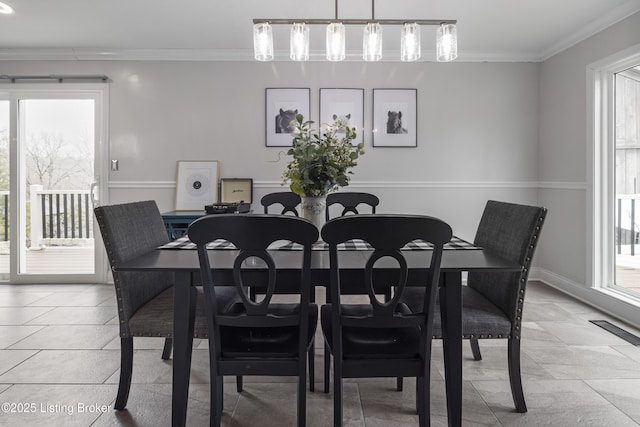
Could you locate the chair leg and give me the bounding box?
[417,376,427,427]
[309,340,315,392]
[324,345,330,393]
[298,357,307,427]
[115,337,133,410]
[333,358,343,427]
[208,340,223,427]
[213,378,223,427]
[397,377,403,391]
[236,376,243,393]
[161,337,172,360]
[508,338,527,413]
[470,338,482,361]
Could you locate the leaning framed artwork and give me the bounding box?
[372,88,417,147]
[265,88,310,147]
[319,88,364,146]
[175,160,219,210]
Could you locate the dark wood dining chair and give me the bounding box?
[261,191,301,215]
[94,200,239,411]
[323,191,381,392]
[321,214,452,427]
[401,200,547,413]
[325,191,379,221]
[259,191,317,391]
[188,214,319,427]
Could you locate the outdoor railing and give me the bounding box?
[0,191,7,242]
[617,194,640,255]
[30,185,93,247]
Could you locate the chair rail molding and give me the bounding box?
[110,180,561,190]
[108,181,176,189]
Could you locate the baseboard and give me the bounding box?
[532,267,640,329]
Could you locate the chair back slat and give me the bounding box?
[325,192,379,221]
[188,214,318,329]
[261,192,301,216]
[322,214,452,330]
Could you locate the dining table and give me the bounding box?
[114,235,523,427]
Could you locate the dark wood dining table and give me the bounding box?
[115,241,522,427]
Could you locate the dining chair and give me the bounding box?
[94,200,239,411]
[188,214,319,427]
[321,214,452,427]
[261,191,301,215]
[325,191,379,221]
[323,190,381,392]
[260,191,317,391]
[401,200,547,413]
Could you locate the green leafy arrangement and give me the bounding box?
[282,114,365,197]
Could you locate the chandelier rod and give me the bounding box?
[253,18,456,26]
[254,0,455,26]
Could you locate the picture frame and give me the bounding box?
[319,88,365,146]
[220,178,253,204]
[265,88,310,147]
[372,88,417,147]
[175,160,219,210]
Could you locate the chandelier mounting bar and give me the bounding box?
[253,19,457,26]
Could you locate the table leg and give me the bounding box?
[440,271,462,427]
[172,271,196,427]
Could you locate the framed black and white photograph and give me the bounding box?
[319,88,364,146]
[265,88,310,147]
[175,160,219,210]
[372,88,417,147]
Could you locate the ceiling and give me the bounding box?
[0,0,639,62]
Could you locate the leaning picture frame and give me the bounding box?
[175,160,219,210]
[319,88,365,146]
[372,88,417,147]
[265,87,310,147]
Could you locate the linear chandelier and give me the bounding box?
[252,0,457,62]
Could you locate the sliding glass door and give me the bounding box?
[0,99,8,280]
[614,65,640,296]
[1,86,108,283]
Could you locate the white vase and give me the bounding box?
[300,195,327,233]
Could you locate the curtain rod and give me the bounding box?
[0,75,109,83]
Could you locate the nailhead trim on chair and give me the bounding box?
[510,209,547,340]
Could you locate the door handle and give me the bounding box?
[90,179,99,208]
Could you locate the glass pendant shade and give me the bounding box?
[436,23,457,62]
[290,23,309,61]
[363,22,382,61]
[326,22,346,61]
[253,23,274,61]
[401,23,421,62]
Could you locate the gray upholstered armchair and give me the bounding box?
[401,200,547,413]
[94,200,238,410]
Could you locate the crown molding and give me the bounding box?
[0,47,542,62]
[540,1,640,61]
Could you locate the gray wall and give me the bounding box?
[1,59,540,240]
[539,12,640,288]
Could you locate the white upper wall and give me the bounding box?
[538,11,640,286]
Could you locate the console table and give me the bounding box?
[161,211,203,240]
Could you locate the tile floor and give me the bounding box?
[1,281,640,426]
